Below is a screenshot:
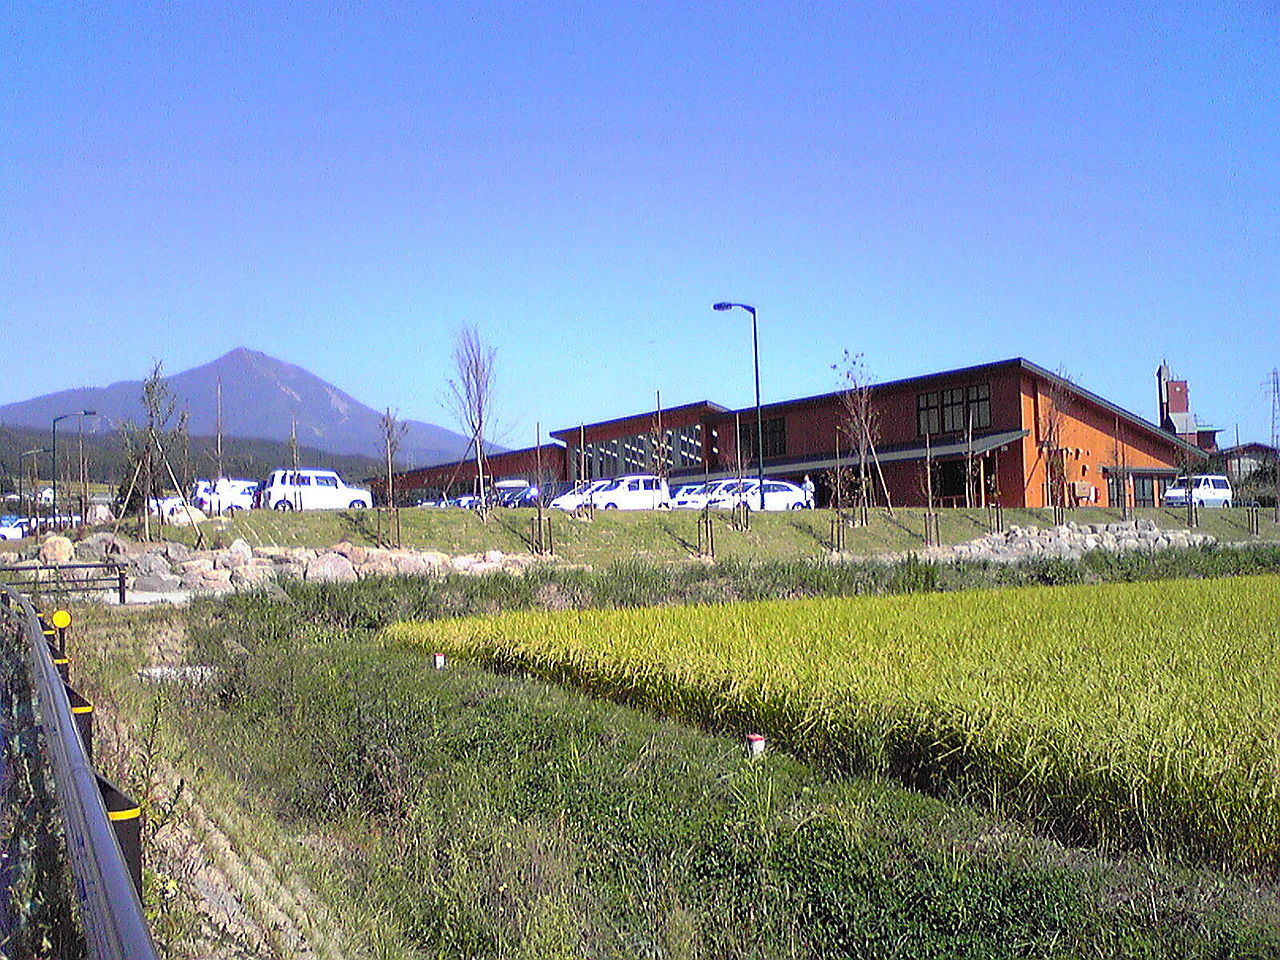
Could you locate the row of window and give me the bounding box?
[573,424,703,480]
[917,383,991,437]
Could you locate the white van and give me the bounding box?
[594,474,671,510]
[256,469,373,511]
[1162,474,1233,509]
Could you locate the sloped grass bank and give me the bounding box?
[171,596,1277,959]
[389,575,1280,873]
[135,504,1280,565]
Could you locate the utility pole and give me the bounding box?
[1271,369,1279,522]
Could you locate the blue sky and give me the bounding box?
[5,2,1278,448]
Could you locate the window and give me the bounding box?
[917,393,941,436]
[739,417,786,460]
[1133,476,1155,507]
[918,382,990,436]
[315,475,338,488]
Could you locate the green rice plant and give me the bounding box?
[387,574,1280,871]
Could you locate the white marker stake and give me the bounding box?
[746,733,766,758]
[434,652,447,670]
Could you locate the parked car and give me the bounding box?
[255,469,373,510]
[549,479,613,511]
[670,483,706,507]
[193,477,258,514]
[707,478,811,511]
[1163,474,1233,509]
[672,479,737,510]
[0,515,31,541]
[594,474,671,510]
[499,485,542,507]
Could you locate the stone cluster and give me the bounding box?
[911,519,1215,564]
[11,532,540,597]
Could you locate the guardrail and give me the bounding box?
[0,563,127,604]
[0,584,156,959]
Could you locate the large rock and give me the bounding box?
[304,552,357,583]
[133,573,183,593]
[231,564,275,587]
[216,538,254,569]
[165,505,206,526]
[331,540,368,564]
[133,552,174,577]
[85,503,114,524]
[39,536,75,564]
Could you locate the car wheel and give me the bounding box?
[603,503,618,510]
[273,500,293,511]
[790,502,806,510]
[349,500,367,509]
[225,505,239,516]
[1222,501,1232,509]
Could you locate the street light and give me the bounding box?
[52,410,95,528]
[713,302,766,511]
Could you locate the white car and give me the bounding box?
[594,474,671,511]
[193,478,258,514]
[549,479,613,511]
[1163,474,1233,509]
[0,516,31,541]
[256,469,373,511]
[672,479,738,510]
[707,479,811,511]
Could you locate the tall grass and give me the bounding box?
[389,574,1280,872]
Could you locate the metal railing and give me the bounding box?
[0,584,156,959]
[0,563,127,604]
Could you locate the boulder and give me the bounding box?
[133,573,183,593]
[85,503,114,524]
[304,552,357,583]
[133,552,174,577]
[217,538,254,569]
[331,540,368,564]
[231,564,275,587]
[165,505,206,526]
[39,536,74,564]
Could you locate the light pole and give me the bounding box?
[713,302,766,510]
[52,410,95,527]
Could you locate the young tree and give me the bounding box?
[447,326,497,518]
[117,362,192,541]
[380,407,407,507]
[833,351,894,517]
[1037,369,1076,510]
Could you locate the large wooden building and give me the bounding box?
[380,358,1208,510]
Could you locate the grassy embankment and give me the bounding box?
[65,503,1280,565]
[67,562,1280,958]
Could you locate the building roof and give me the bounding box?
[550,399,729,442]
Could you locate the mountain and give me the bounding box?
[0,348,490,467]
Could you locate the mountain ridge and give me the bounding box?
[0,348,491,467]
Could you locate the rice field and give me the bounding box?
[386,574,1280,871]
